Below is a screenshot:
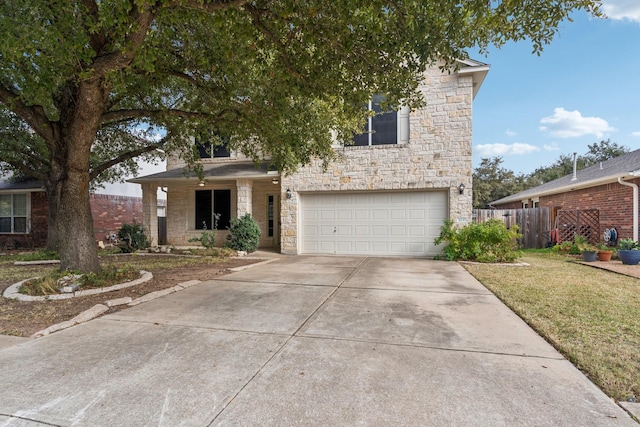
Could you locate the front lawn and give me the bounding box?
[462,252,640,402]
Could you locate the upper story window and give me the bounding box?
[348,95,410,147]
[353,94,398,146]
[0,193,28,233]
[195,132,231,158]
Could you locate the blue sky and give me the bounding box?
[472,0,640,175]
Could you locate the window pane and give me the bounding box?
[0,195,10,217]
[196,141,212,159]
[13,194,27,216]
[212,144,231,158]
[371,110,397,145]
[371,95,397,145]
[214,189,231,229]
[13,217,26,233]
[0,217,10,233]
[352,126,370,146]
[195,190,212,230]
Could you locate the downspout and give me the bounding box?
[618,177,638,241]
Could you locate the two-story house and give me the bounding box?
[130,60,489,257]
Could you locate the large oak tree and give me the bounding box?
[0,0,601,272]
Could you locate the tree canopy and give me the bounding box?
[0,0,602,272]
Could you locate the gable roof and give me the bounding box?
[491,148,640,205]
[457,58,490,100]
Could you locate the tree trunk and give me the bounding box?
[54,168,100,272]
[48,79,108,273]
[44,182,60,252]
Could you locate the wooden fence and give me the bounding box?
[473,207,553,249]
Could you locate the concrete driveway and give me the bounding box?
[0,256,635,426]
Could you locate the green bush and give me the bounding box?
[117,222,150,253]
[434,219,522,263]
[226,213,261,253]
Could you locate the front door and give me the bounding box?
[267,194,280,248]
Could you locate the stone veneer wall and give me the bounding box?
[280,66,475,254]
[165,179,279,248]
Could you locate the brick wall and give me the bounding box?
[496,178,640,242]
[0,191,48,249]
[90,194,144,242]
[1,192,145,249]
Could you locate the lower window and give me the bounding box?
[195,190,231,230]
[0,194,28,233]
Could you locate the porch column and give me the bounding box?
[236,179,253,217]
[142,183,158,246]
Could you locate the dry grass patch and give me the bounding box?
[463,252,640,402]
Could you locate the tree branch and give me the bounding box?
[244,4,303,80]
[101,108,230,125]
[173,0,251,12]
[90,3,156,77]
[0,83,55,143]
[89,134,170,180]
[81,0,107,52]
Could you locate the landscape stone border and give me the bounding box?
[2,271,153,301]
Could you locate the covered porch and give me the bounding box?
[129,162,282,250]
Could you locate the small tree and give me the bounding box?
[227,214,261,253]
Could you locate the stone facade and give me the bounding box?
[139,63,481,253]
[280,67,475,254]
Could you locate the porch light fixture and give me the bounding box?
[198,180,205,187]
[271,177,279,185]
[458,183,465,195]
[286,188,292,199]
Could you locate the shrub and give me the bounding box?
[188,214,220,249]
[227,213,261,253]
[434,219,522,263]
[117,222,150,253]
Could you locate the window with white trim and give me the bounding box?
[0,194,28,233]
[195,131,231,158]
[351,95,409,146]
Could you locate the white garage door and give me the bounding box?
[300,191,448,257]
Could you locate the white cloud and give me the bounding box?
[543,143,560,151]
[505,129,517,137]
[475,143,540,156]
[539,107,615,138]
[601,0,640,22]
[632,131,640,137]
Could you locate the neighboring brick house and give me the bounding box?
[490,149,640,244]
[131,60,489,257]
[0,179,147,249]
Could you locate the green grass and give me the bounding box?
[462,252,640,402]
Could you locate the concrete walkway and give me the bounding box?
[0,256,636,426]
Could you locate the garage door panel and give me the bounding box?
[372,210,388,220]
[301,191,447,257]
[390,226,406,236]
[390,209,406,220]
